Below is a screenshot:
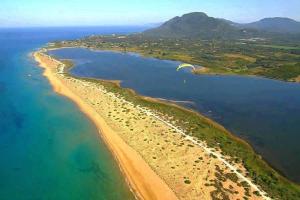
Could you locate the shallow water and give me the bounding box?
[50,48,300,183]
[0,28,142,199]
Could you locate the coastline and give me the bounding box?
[33,52,178,200]
[52,45,299,184]
[33,48,300,199]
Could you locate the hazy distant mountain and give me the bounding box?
[237,17,300,33]
[143,12,248,39]
[143,12,300,39]
[145,22,163,28]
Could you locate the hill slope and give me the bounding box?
[238,17,300,33]
[143,12,248,39]
[143,12,300,39]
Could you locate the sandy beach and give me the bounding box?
[34,50,269,200]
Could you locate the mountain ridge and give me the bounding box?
[143,12,300,39]
[237,17,300,33]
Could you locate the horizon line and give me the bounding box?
[1,12,300,29]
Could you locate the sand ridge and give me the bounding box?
[34,52,178,200]
[34,50,269,200]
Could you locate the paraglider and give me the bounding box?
[176,63,196,84]
[176,63,195,71]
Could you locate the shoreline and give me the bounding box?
[54,46,299,185]
[33,48,300,199]
[57,46,299,185]
[33,52,178,200]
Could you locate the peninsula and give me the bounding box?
[33,45,300,199]
[3,0,300,199]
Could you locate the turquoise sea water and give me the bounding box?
[50,48,300,183]
[0,28,147,200]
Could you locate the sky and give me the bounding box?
[1,0,300,27]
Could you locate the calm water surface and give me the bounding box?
[50,48,300,183]
[0,28,146,199]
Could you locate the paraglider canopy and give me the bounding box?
[176,63,195,71]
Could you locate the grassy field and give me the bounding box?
[255,44,300,50]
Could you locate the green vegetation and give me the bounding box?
[255,44,300,50]
[261,63,300,80]
[61,59,74,70]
